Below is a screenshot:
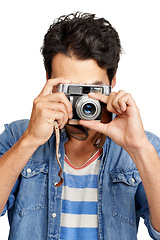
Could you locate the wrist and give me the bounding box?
[127,138,155,165]
[21,130,41,150]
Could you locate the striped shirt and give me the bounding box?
[60,149,103,240]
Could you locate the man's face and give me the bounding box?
[51,53,110,86]
[50,53,113,125]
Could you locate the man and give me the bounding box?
[0,12,160,240]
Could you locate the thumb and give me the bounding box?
[79,120,109,136]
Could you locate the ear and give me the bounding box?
[111,73,116,88]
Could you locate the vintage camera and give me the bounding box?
[57,83,111,124]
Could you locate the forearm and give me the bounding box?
[128,140,160,232]
[76,89,160,231]
[0,132,39,214]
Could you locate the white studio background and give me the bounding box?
[0,0,160,239]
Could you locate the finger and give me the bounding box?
[34,101,69,128]
[39,78,71,97]
[48,102,69,125]
[79,119,108,136]
[48,102,68,116]
[45,109,67,129]
[35,92,73,118]
[112,90,126,114]
[41,101,70,119]
[88,92,119,115]
[118,93,136,112]
[106,92,121,115]
[51,110,67,129]
[88,92,109,104]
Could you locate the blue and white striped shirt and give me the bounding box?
[60,149,103,240]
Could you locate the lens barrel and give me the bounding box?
[75,96,101,120]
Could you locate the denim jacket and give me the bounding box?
[1,119,160,240]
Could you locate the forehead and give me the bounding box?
[51,53,110,85]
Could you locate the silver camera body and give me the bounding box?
[57,84,111,124]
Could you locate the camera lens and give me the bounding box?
[75,96,101,120]
[83,103,96,116]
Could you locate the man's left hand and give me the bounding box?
[79,90,149,154]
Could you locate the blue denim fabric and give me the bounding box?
[0,119,160,240]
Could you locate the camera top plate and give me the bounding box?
[57,83,111,96]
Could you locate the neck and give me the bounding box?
[64,129,99,167]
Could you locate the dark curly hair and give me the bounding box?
[41,12,122,83]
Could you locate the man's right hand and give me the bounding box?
[25,78,73,147]
[0,78,73,213]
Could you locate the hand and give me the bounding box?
[80,90,148,154]
[25,78,73,147]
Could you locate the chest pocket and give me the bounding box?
[15,161,48,217]
[109,169,141,226]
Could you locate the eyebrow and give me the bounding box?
[87,81,104,85]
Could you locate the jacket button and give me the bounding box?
[131,178,135,183]
[52,213,57,218]
[27,168,31,173]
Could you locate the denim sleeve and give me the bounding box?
[136,182,160,239]
[136,132,160,239]
[0,122,23,216]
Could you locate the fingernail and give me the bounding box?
[69,112,73,119]
[121,106,125,111]
[117,109,123,114]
